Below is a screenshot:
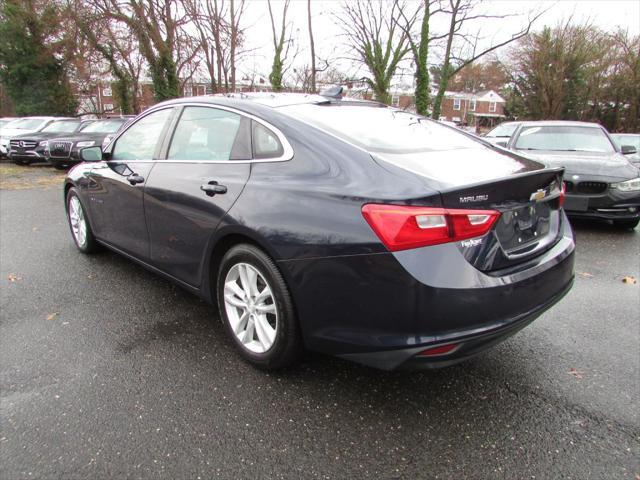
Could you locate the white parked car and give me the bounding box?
[0,117,60,157]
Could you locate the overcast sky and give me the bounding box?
[232,0,640,84]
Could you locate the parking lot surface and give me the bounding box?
[1,172,639,479]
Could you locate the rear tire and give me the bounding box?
[613,219,639,230]
[216,244,303,370]
[53,163,67,170]
[66,187,100,253]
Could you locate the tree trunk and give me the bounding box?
[230,0,237,92]
[414,2,430,115]
[307,0,316,93]
[431,2,457,120]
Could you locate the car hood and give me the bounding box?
[517,150,639,181]
[372,145,545,190]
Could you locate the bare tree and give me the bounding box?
[337,0,412,104]
[431,0,545,119]
[69,0,145,113]
[85,0,189,101]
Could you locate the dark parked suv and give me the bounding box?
[45,117,133,169]
[64,93,575,370]
[9,118,82,164]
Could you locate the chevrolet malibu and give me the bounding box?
[64,93,575,370]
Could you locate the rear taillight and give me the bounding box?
[361,204,500,251]
[559,182,566,208]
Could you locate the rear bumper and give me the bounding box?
[342,278,573,370]
[280,213,575,370]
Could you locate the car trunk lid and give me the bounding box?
[372,147,565,271]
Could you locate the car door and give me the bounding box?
[88,107,175,260]
[143,105,254,286]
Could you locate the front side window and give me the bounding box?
[112,108,173,160]
[514,125,615,153]
[168,107,241,161]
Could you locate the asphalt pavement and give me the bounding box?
[1,176,639,479]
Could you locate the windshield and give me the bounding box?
[4,118,48,130]
[281,104,480,153]
[486,123,518,138]
[611,134,640,150]
[42,121,79,133]
[80,119,125,133]
[514,125,615,153]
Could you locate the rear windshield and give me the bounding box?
[280,104,480,154]
[5,118,48,130]
[42,121,79,133]
[486,123,518,138]
[515,125,615,153]
[80,119,125,133]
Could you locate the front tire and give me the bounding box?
[66,188,100,253]
[216,244,303,370]
[613,219,639,230]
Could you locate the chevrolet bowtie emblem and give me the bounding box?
[529,189,546,202]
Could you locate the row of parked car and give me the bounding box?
[479,120,640,230]
[0,115,133,169]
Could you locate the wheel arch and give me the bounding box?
[201,225,285,305]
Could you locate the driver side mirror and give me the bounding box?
[80,146,103,162]
[621,145,637,155]
[495,140,508,148]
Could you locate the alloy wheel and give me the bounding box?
[223,262,278,353]
[68,196,87,247]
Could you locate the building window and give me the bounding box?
[391,95,400,107]
[103,103,114,112]
[184,85,193,97]
[102,87,112,97]
[469,99,476,111]
[489,101,497,113]
[453,98,461,110]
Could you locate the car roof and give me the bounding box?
[154,92,381,110]
[517,120,603,128]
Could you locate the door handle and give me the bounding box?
[127,173,145,185]
[201,181,227,197]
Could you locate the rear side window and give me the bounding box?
[112,109,173,160]
[168,107,241,161]
[252,121,284,159]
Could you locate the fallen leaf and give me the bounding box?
[46,312,59,321]
[568,368,584,379]
[577,272,593,278]
[7,273,22,282]
[622,276,637,284]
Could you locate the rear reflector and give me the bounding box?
[417,343,459,357]
[362,204,500,251]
